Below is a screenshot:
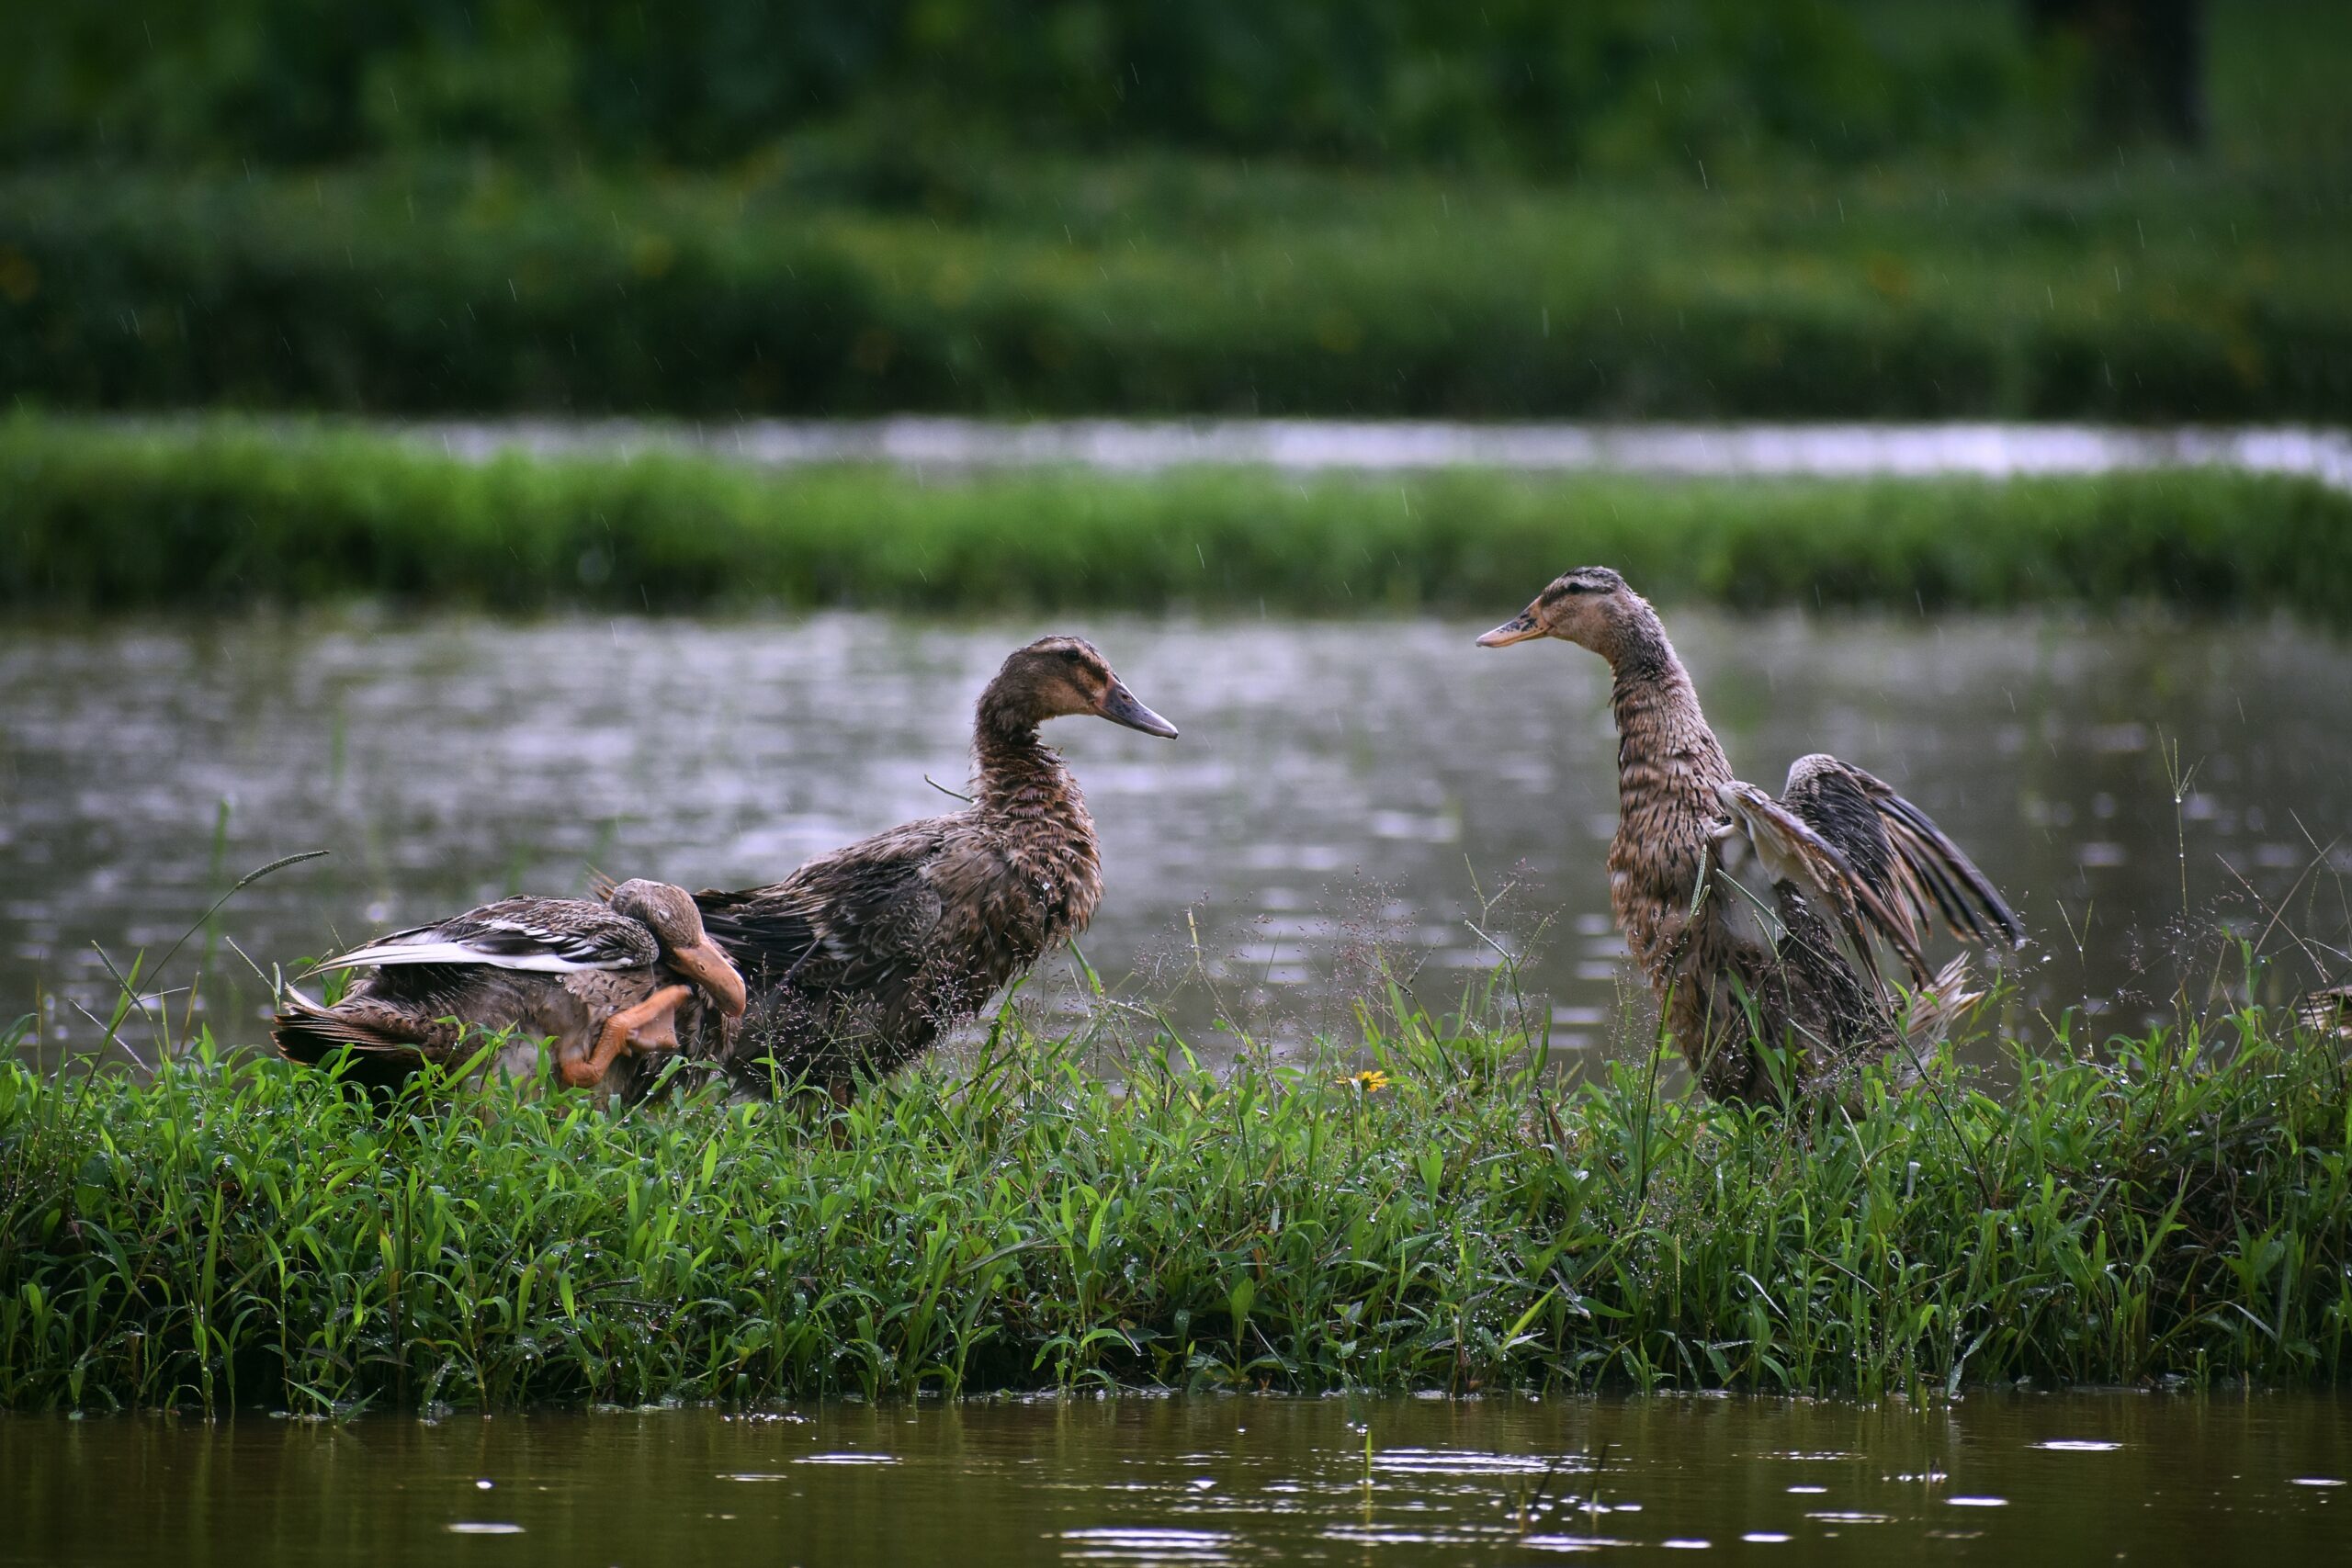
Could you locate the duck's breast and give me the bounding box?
[929,837,1055,984]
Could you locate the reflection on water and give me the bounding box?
[5,1393,2347,1565]
[5,610,2350,1071]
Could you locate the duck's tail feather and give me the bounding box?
[1897,953,1985,1054]
[272,983,428,1073]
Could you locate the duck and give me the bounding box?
[1478,567,2022,1103]
[273,878,748,1090]
[684,635,1177,1100]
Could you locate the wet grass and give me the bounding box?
[4,992,2346,1414]
[7,416,2352,620]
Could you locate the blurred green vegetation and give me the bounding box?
[4,150,2345,419]
[6,2,2346,173]
[0,2,2091,172]
[6,417,2347,617]
[1,3,2345,419]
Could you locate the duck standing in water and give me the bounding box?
[1478,567,2023,1103]
[274,879,747,1089]
[688,636,1177,1100]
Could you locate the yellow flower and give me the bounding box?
[1342,1068,1391,1093]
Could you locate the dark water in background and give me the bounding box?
[6,1393,2348,1565]
[5,610,2349,1073]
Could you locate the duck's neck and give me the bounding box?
[972,699,1090,834]
[1604,603,1733,818]
[970,699,1102,933]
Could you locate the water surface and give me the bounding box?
[397,416,2352,491]
[6,611,2348,1070]
[7,1393,2347,1564]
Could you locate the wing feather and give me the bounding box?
[314,896,658,976]
[1782,754,2024,949]
[1715,780,1928,985]
[696,819,955,1002]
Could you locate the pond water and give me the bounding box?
[399,416,2352,490]
[6,610,2349,1072]
[6,1393,2347,1564]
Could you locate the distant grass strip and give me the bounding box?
[3,1003,2347,1412]
[6,417,2352,620]
[4,155,2346,422]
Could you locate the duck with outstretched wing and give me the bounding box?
[1479,567,2022,1104]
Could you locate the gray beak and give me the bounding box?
[1476,611,1543,648]
[1099,680,1179,738]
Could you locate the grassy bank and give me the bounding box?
[3,1000,2347,1412]
[5,152,2347,423]
[6,417,2351,620]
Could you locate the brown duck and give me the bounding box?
[1479,567,2022,1103]
[274,879,747,1089]
[688,636,1178,1100]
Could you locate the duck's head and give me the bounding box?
[983,636,1179,739]
[607,879,748,1020]
[1476,566,1642,657]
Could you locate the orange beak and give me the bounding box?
[667,938,748,1021]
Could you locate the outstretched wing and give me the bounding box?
[313,896,659,975]
[695,818,953,1002]
[2299,984,2352,1040]
[1781,754,2024,951]
[1714,780,1928,987]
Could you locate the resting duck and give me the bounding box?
[1479,567,2022,1103]
[688,636,1177,1100]
[274,879,747,1089]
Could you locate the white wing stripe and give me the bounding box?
[317,941,633,974]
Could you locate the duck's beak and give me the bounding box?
[1099,679,1180,738]
[668,938,748,1020]
[1476,609,1544,648]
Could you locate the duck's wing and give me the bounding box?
[2299,984,2352,1039]
[696,818,954,999]
[1713,780,1926,987]
[1781,754,2025,951]
[313,896,659,975]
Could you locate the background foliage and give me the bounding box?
[5,1,2037,172]
[3,2,2345,420]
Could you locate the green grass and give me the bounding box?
[4,145,2346,421]
[4,990,2347,1413]
[6,416,2352,620]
